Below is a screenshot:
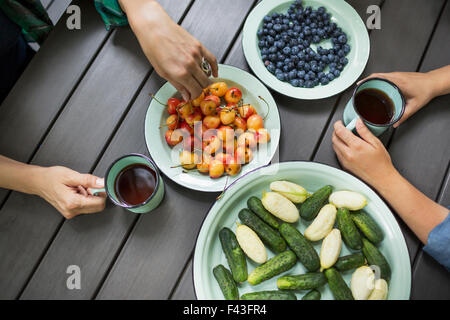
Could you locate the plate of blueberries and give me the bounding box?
[242,0,370,100]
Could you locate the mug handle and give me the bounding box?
[346,118,357,133]
[89,188,106,197]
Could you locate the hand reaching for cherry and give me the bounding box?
[119,0,218,102]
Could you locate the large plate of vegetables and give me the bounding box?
[193,161,411,300]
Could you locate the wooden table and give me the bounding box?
[0,0,449,300]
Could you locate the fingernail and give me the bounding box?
[96,178,104,187]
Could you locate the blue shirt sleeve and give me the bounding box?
[423,212,450,271]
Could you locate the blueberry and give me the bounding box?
[304,62,311,71]
[311,64,319,72]
[297,60,305,69]
[333,69,341,77]
[321,55,329,63]
[340,57,348,65]
[263,15,272,23]
[317,71,325,79]
[258,40,265,48]
[283,47,292,55]
[305,80,314,88]
[317,29,325,38]
[318,6,326,14]
[327,53,335,61]
[268,29,276,37]
[269,46,277,54]
[320,77,329,85]
[275,40,285,49]
[276,73,286,81]
[289,79,299,87]
[308,70,316,79]
[283,72,289,80]
[277,53,286,61]
[297,70,306,78]
[312,35,321,43]
[289,39,299,46]
[268,53,276,61]
[291,46,300,55]
[282,65,290,72]
[326,73,335,81]
[257,29,264,38]
[298,79,305,87]
[336,64,343,71]
[275,68,282,75]
[282,34,290,42]
[338,34,347,44]
[267,64,276,73]
[343,44,351,54]
[288,70,297,80]
[273,24,282,32]
[266,35,275,45]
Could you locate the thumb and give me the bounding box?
[68,172,104,189]
[355,118,379,146]
[76,193,106,214]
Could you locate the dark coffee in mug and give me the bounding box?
[114,164,156,206]
[354,88,394,125]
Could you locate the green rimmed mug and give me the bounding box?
[91,153,164,214]
[343,77,406,136]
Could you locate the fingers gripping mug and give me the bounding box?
[343,77,406,136]
[91,153,164,214]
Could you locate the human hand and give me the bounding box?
[332,119,396,187]
[34,166,106,219]
[359,72,436,127]
[121,0,218,101]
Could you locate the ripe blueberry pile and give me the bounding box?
[257,0,351,88]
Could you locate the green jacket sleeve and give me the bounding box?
[94,0,128,30]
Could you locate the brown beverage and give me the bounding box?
[114,164,156,206]
[354,88,394,125]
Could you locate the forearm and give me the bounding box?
[117,0,165,30]
[0,155,43,195]
[371,168,448,244]
[427,65,450,97]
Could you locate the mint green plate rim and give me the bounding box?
[144,64,281,192]
[242,0,370,100]
[193,161,411,300]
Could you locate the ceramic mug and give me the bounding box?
[343,77,406,136]
[91,153,164,214]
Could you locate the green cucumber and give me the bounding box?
[279,223,320,272]
[300,185,333,221]
[302,289,321,300]
[277,272,327,290]
[238,208,286,253]
[219,227,248,283]
[352,211,384,244]
[324,268,354,300]
[362,238,391,281]
[335,254,366,272]
[336,208,362,250]
[240,290,297,300]
[247,196,279,229]
[248,250,296,285]
[213,265,239,300]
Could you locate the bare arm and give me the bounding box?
[332,120,448,244]
[118,0,218,101]
[0,155,106,219]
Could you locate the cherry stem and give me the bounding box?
[258,95,270,120]
[216,176,230,200]
[149,93,167,107]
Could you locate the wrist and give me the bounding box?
[118,0,164,30]
[425,67,450,99]
[27,165,48,197]
[369,166,401,196]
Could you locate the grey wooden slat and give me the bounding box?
[313,0,445,262]
[170,0,380,300]
[0,0,109,204]
[17,0,193,300]
[170,261,195,300]
[94,0,256,300]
